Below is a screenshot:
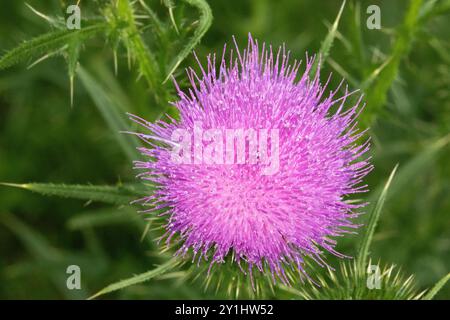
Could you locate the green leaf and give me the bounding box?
[370,133,450,203]
[419,0,450,23]
[283,260,425,300]
[0,23,106,70]
[77,66,141,163]
[67,208,138,230]
[423,273,450,300]
[0,182,137,205]
[137,0,164,34]
[356,164,398,274]
[89,258,180,299]
[310,0,346,76]
[361,0,424,126]
[163,0,213,82]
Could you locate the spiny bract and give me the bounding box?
[130,34,372,287]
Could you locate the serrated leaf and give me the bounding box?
[163,0,213,82]
[0,182,137,205]
[0,23,106,71]
[310,0,346,76]
[89,258,180,299]
[283,260,424,300]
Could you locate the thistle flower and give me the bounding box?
[129,34,372,287]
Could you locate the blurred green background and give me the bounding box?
[0,0,449,299]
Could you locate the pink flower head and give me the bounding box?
[130,34,372,285]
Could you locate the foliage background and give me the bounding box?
[0,0,449,299]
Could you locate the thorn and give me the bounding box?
[0,182,29,189]
[113,50,118,76]
[27,52,53,69]
[25,3,54,24]
[163,60,182,84]
[168,7,179,34]
[70,75,74,108]
[140,221,152,242]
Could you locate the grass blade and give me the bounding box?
[77,66,141,163]
[422,273,450,300]
[356,164,398,273]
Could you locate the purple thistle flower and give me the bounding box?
[129,35,372,286]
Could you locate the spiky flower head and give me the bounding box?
[130,35,372,287]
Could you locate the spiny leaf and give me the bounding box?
[422,273,450,300]
[283,260,424,300]
[163,0,213,82]
[347,1,366,78]
[310,0,346,76]
[0,23,106,70]
[0,182,137,205]
[361,0,423,126]
[356,165,398,274]
[89,258,180,299]
[138,0,164,34]
[77,66,141,163]
[114,0,166,103]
